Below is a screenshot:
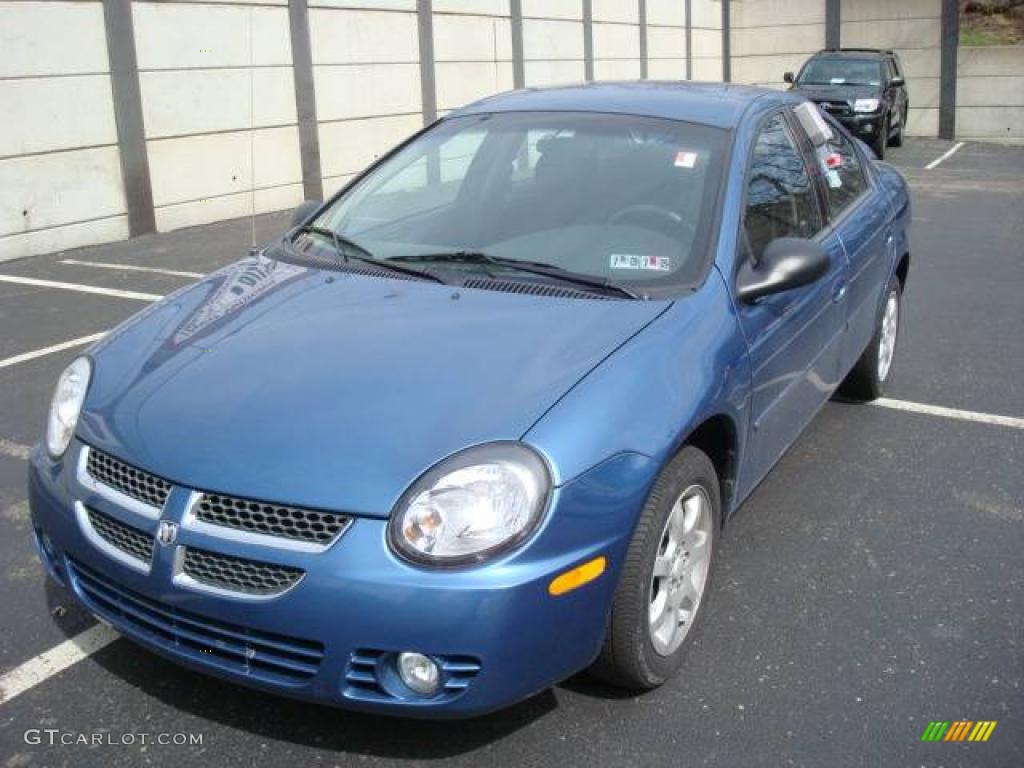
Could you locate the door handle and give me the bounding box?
[832,280,848,302]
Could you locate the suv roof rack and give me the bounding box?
[817,47,896,56]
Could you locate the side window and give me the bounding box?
[820,128,867,218]
[743,114,823,261]
[886,59,898,81]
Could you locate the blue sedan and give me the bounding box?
[29,82,909,717]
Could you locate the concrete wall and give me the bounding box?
[310,2,424,197]
[840,0,942,137]
[956,46,1024,142]
[0,1,127,261]
[691,0,723,80]
[522,1,585,86]
[138,0,302,232]
[730,0,825,89]
[7,0,1011,263]
[647,0,687,79]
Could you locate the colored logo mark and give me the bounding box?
[921,720,997,742]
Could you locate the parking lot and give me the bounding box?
[0,139,1021,767]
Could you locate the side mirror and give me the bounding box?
[291,199,322,227]
[783,71,794,84]
[736,238,830,303]
[889,76,905,88]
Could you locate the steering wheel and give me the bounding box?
[610,204,695,241]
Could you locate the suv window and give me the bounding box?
[743,114,823,261]
[820,128,867,218]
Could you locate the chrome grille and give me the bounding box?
[182,547,303,595]
[86,507,153,565]
[86,448,172,510]
[70,559,324,684]
[194,493,351,545]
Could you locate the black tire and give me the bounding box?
[590,446,721,690]
[872,116,888,159]
[889,112,904,147]
[840,277,902,401]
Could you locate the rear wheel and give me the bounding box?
[840,277,902,401]
[590,446,720,689]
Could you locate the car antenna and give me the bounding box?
[247,7,259,257]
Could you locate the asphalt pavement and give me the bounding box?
[0,139,1020,767]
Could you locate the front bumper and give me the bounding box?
[28,441,656,718]
[829,111,884,141]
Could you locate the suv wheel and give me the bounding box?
[872,116,888,159]
[889,108,904,147]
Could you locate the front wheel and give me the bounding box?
[872,116,888,159]
[889,111,904,147]
[590,446,720,689]
[840,278,902,401]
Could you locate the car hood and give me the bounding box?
[79,255,669,517]
[794,83,881,104]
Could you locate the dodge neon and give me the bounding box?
[29,82,910,717]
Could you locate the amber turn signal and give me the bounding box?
[548,556,607,596]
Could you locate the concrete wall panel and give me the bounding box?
[648,26,687,60]
[314,63,422,120]
[140,68,297,139]
[433,14,512,61]
[0,147,126,235]
[524,59,586,86]
[647,0,685,27]
[523,18,585,60]
[593,0,638,24]
[0,1,108,78]
[309,8,419,64]
[0,75,118,157]
[436,61,515,109]
[134,4,292,70]
[593,22,641,60]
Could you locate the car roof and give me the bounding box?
[450,81,803,130]
[811,49,891,60]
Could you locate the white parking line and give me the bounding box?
[60,259,204,279]
[0,333,107,371]
[871,397,1024,430]
[924,141,965,169]
[0,438,31,460]
[0,623,119,704]
[0,274,161,302]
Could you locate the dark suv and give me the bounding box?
[785,48,908,159]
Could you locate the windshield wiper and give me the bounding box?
[292,225,446,284]
[391,251,643,300]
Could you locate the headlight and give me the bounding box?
[854,98,881,113]
[389,443,551,566]
[46,356,91,458]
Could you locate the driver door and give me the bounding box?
[735,111,849,491]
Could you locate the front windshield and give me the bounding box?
[311,111,727,289]
[798,58,883,86]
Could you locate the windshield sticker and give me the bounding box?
[830,77,846,84]
[673,150,698,169]
[610,254,671,272]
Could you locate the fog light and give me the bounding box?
[863,123,874,132]
[397,652,440,696]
